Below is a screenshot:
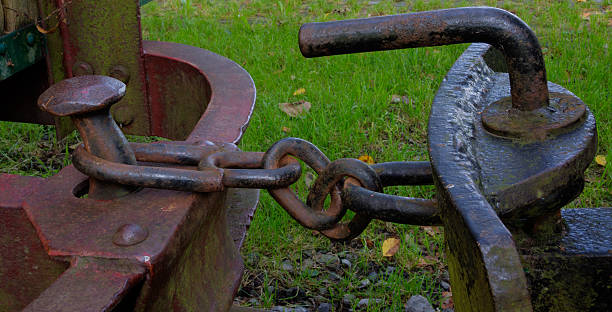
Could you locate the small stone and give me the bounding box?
[282,260,294,272]
[367,271,379,282]
[302,259,315,269]
[358,279,371,289]
[318,287,328,295]
[358,298,381,308]
[329,272,341,281]
[385,266,396,275]
[405,295,435,312]
[343,294,356,306]
[317,303,332,312]
[440,281,451,291]
[247,298,260,306]
[318,253,339,266]
[292,307,308,312]
[271,307,289,312]
[341,259,352,268]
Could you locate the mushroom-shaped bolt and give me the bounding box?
[38,75,138,199]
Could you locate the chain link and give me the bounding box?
[73,138,439,241]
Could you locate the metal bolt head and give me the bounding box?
[0,43,7,55]
[73,61,94,76]
[26,33,35,46]
[109,65,130,84]
[112,224,148,246]
[38,75,126,117]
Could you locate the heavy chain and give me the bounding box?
[72,137,440,241]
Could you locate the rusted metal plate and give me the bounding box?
[143,41,256,143]
[428,44,534,311]
[428,43,597,311]
[21,163,249,310]
[521,208,612,311]
[0,24,46,81]
[43,0,150,136]
[0,175,68,311]
[23,257,145,312]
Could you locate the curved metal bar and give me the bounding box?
[299,7,548,111]
[73,146,224,192]
[343,185,440,225]
[371,161,433,187]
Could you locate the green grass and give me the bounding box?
[0,0,609,311]
[139,1,610,310]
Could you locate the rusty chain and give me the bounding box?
[72,137,440,241]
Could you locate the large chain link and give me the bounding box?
[73,138,440,241]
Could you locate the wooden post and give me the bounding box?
[0,2,4,34]
[2,0,38,33]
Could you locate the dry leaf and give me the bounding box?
[358,155,375,165]
[441,292,454,309]
[365,239,374,248]
[282,126,291,133]
[382,237,401,257]
[576,0,586,2]
[422,226,440,236]
[279,100,311,117]
[293,88,306,96]
[595,155,607,166]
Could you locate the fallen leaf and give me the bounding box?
[382,237,401,257]
[576,0,586,2]
[416,255,438,268]
[595,155,607,166]
[422,226,440,236]
[441,292,454,309]
[279,100,311,117]
[365,239,374,248]
[293,87,306,96]
[358,155,375,165]
[282,126,291,133]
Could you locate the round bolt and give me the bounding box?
[38,75,137,199]
[26,33,35,46]
[113,224,148,246]
[112,105,135,127]
[0,43,7,55]
[109,65,130,84]
[72,61,94,76]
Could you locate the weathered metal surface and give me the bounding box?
[0,175,68,311]
[23,257,146,312]
[143,41,256,143]
[0,24,45,80]
[42,0,150,136]
[22,165,245,310]
[481,92,586,140]
[299,7,548,111]
[520,208,612,311]
[428,44,535,311]
[39,75,138,199]
[428,41,597,310]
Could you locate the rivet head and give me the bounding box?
[109,65,130,84]
[72,61,94,76]
[26,33,35,46]
[112,105,135,127]
[113,224,148,246]
[0,43,7,55]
